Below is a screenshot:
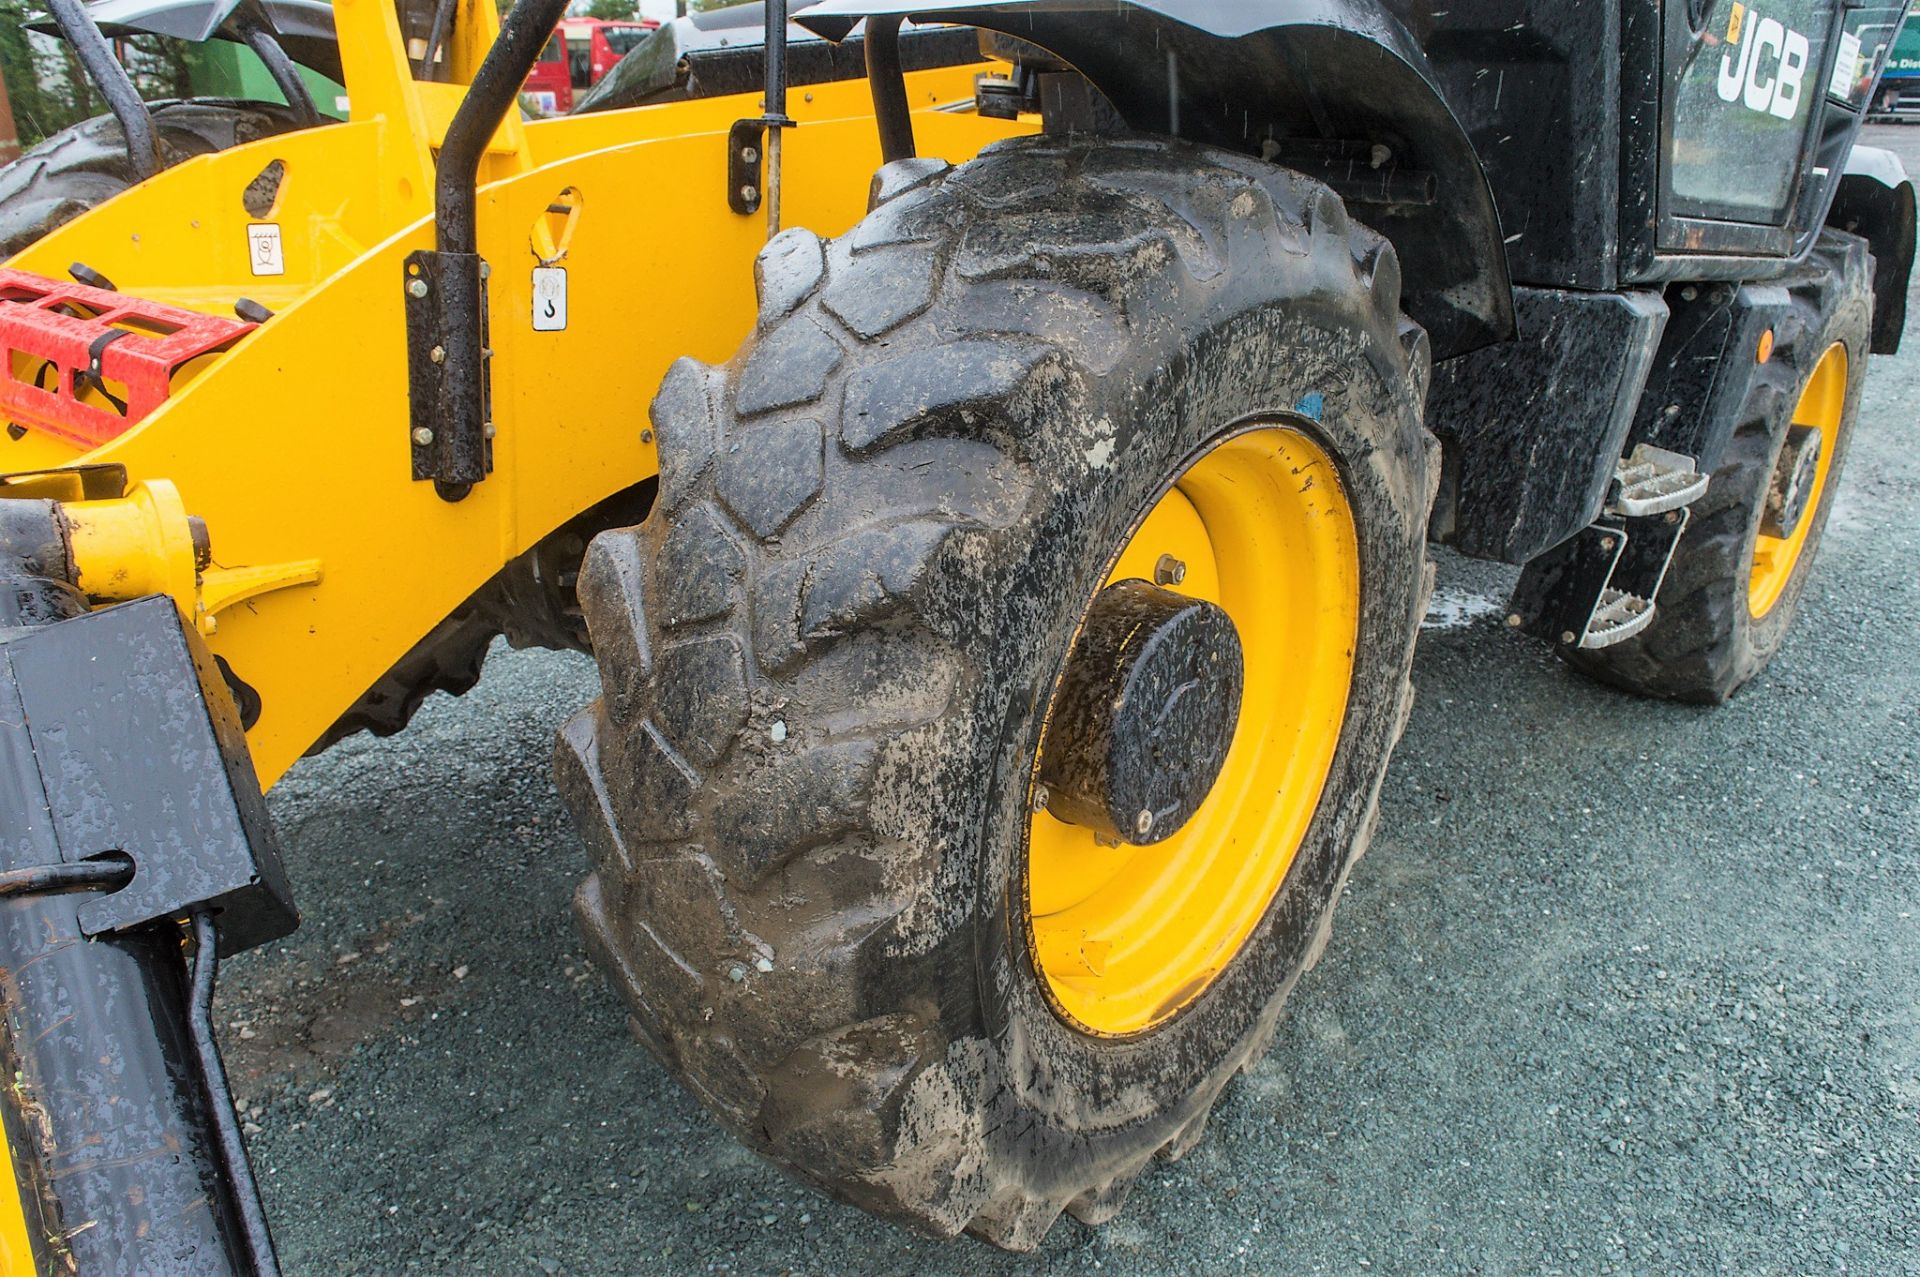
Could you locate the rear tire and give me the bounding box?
[1566,234,1872,702]
[0,100,315,256]
[557,136,1436,1247]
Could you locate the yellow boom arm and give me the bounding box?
[1,0,1024,785]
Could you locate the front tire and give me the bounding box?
[557,136,1436,1247]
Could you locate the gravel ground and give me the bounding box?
[224,129,1920,1276]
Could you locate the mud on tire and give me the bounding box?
[557,135,1437,1247]
[1566,232,1872,703]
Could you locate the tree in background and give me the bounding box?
[0,7,201,154]
[126,36,195,103]
[586,0,639,18]
[0,0,90,148]
[0,63,18,164]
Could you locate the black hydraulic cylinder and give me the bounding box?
[0,892,249,1273]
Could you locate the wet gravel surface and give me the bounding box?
[227,130,1920,1275]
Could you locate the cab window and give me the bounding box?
[603,26,651,56]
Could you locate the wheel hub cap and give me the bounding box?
[1761,423,1822,540]
[1037,580,1244,847]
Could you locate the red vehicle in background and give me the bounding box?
[523,31,573,113]
[523,17,659,114]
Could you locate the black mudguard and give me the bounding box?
[798,0,1513,358]
[1831,144,1915,354]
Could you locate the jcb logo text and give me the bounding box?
[1717,3,1811,121]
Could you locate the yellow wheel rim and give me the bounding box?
[1749,343,1848,619]
[1024,425,1360,1037]
[0,1137,33,1277]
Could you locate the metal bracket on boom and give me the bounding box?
[728,117,784,216]
[408,0,571,501]
[729,0,797,233]
[1,594,297,949]
[404,250,495,499]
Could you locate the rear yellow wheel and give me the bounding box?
[1026,426,1360,1036]
[1562,234,1869,702]
[1748,342,1847,618]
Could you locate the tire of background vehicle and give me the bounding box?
[0,99,314,257]
[1565,232,1872,702]
[556,135,1437,1247]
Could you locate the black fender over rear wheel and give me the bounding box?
[1566,233,1872,703]
[0,100,316,257]
[557,135,1437,1247]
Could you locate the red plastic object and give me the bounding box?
[0,268,256,450]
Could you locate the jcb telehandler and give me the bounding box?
[0,0,1910,1269]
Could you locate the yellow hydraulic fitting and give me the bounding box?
[62,479,322,636]
[63,478,204,614]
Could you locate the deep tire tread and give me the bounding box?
[559,135,1434,1247]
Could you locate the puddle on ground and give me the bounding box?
[1422,587,1506,631]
